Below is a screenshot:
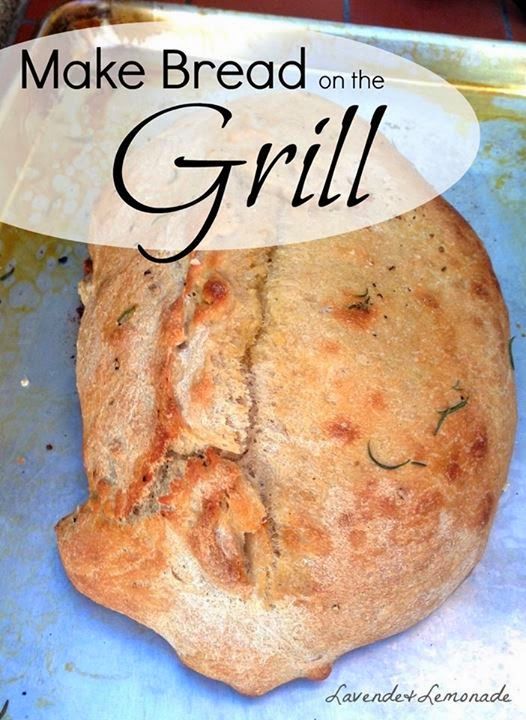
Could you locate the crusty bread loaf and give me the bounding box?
[56,197,516,695]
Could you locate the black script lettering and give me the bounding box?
[113,102,245,263]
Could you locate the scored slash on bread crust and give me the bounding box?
[56,197,516,695]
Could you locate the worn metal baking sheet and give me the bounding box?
[1,4,525,719]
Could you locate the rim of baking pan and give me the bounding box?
[33,0,526,96]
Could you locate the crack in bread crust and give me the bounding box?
[106,249,279,596]
[239,247,282,604]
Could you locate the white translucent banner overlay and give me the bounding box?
[0,14,479,258]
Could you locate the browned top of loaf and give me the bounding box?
[56,197,516,695]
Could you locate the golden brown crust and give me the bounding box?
[56,197,516,695]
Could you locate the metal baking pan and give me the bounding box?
[1,3,525,719]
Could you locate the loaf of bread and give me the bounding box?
[56,197,516,695]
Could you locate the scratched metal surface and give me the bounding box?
[1,5,525,719]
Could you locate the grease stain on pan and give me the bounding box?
[63,661,127,681]
[36,697,54,709]
[0,225,84,291]
[0,225,85,357]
